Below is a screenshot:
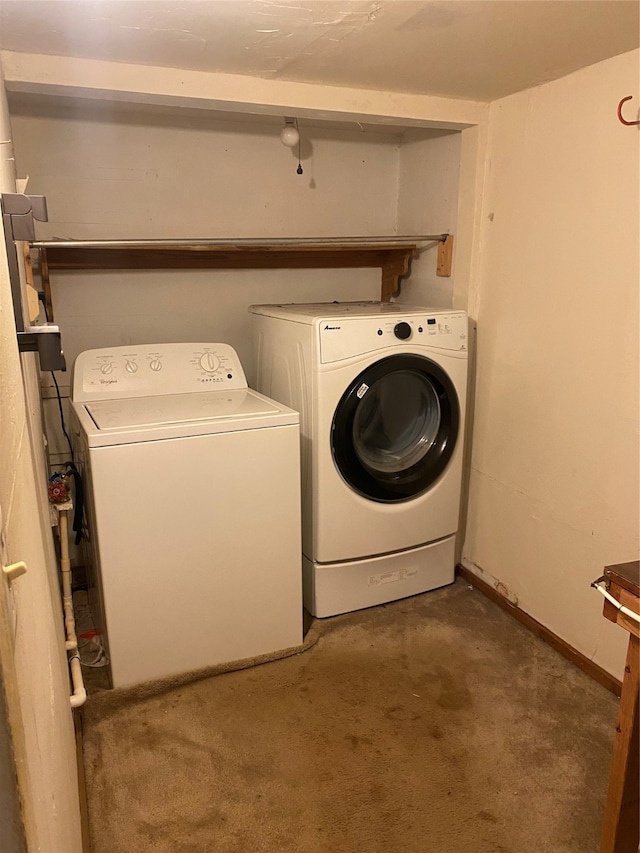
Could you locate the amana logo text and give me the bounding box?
[324,324,341,331]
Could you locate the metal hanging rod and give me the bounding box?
[30,235,448,249]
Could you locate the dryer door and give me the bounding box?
[331,354,460,503]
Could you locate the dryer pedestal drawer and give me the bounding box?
[303,535,455,618]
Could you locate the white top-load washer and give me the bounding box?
[70,342,302,688]
[250,302,468,617]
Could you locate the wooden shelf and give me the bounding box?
[30,236,452,318]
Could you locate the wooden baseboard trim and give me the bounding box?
[456,564,622,698]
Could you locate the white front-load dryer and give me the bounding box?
[250,302,469,618]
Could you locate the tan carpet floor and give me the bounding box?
[81,579,617,853]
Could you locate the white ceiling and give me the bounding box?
[0,0,638,102]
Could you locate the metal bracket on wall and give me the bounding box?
[1,193,66,371]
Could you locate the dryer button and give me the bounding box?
[394,322,412,340]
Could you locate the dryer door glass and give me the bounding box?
[331,354,459,502]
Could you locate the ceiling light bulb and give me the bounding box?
[280,123,300,148]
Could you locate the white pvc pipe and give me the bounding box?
[58,509,87,708]
[592,581,640,624]
[59,510,77,651]
[69,655,87,709]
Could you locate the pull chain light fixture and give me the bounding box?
[280,117,303,174]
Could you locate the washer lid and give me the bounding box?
[75,388,298,447]
[87,389,280,430]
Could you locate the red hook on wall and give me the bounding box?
[617,96,640,126]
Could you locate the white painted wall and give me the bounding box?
[13,106,402,242]
[463,49,640,679]
[396,128,461,306]
[0,68,82,853]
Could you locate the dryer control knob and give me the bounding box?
[394,322,412,340]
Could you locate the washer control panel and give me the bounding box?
[72,343,248,402]
[318,311,468,364]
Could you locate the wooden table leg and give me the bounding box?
[600,633,639,853]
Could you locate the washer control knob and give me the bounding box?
[149,358,162,372]
[125,360,138,374]
[199,352,220,373]
[394,322,412,340]
[100,362,113,375]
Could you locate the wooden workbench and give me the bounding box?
[599,560,639,853]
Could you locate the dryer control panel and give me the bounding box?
[71,343,248,402]
[318,311,468,364]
